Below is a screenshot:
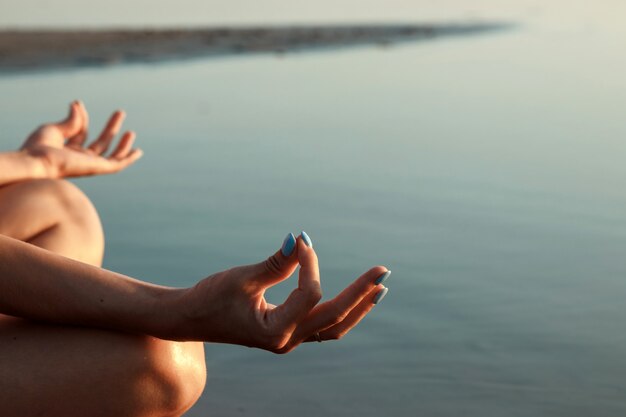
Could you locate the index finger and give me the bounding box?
[88,110,125,155]
[268,233,322,332]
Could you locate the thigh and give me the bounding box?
[0,313,206,417]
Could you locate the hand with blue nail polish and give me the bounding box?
[168,232,389,353]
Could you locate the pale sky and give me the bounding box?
[0,0,624,32]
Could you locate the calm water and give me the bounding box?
[2,12,626,417]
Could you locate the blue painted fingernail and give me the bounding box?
[373,287,388,305]
[300,231,313,248]
[374,270,391,285]
[281,233,296,257]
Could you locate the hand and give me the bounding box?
[20,101,143,178]
[173,232,390,353]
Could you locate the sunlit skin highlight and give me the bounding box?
[0,102,388,417]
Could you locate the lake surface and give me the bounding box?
[2,8,626,416]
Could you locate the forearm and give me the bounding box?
[0,151,47,185]
[0,234,182,339]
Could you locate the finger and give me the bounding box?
[60,148,144,178]
[250,232,299,290]
[110,131,136,159]
[304,285,388,342]
[55,101,82,138]
[269,232,322,331]
[106,148,144,173]
[67,100,89,147]
[88,110,125,155]
[289,266,390,341]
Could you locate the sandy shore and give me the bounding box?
[0,23,507,73]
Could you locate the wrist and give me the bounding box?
[20,148,58,179]
[0,150,49,186]
[142,285,193,341]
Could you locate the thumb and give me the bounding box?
[252,233,300,288]
[55,101,83,138]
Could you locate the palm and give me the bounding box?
[21,101,142,178]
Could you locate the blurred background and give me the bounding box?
[2,1,626,416]
[0,0,624,30]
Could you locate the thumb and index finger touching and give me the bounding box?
[255,232,322,330]
[256,232,390,341]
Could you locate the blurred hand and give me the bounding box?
[175,232,390,353]
[21,101,143,178]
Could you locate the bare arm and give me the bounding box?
[0,151,47,186]
[0,102,390,352]
[0,232,389,351]
[0,234,176,338]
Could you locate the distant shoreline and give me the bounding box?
[0,23,510,73]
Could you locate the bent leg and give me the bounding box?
[0,314,206,417]
[0,179,207,416]
[0,179,104,266]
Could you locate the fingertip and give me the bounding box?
[123,130,136,140]
[281,232,297,257]
[371,265,389,276]
[117,149,143,168]
[296,236,317,263]
[372,267,390,285]
[300,231,313,248]
[373,287,389,305]
[363,284,385,304]
[122,148,143,162]
[296,232,314,255]
[56,101,82,134]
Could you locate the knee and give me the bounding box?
[37,179,104,263]
[138,339,207,417]
[40,179,102,230]
[0,179,104,265]
[0,178,102,240]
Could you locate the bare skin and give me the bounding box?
[0,102,390,416]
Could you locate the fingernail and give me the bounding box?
[373,287,388,305]
[300,231,313,248]
[281,232,296,257]
[374,270,391,285]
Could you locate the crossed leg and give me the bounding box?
[0,179,206,417]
